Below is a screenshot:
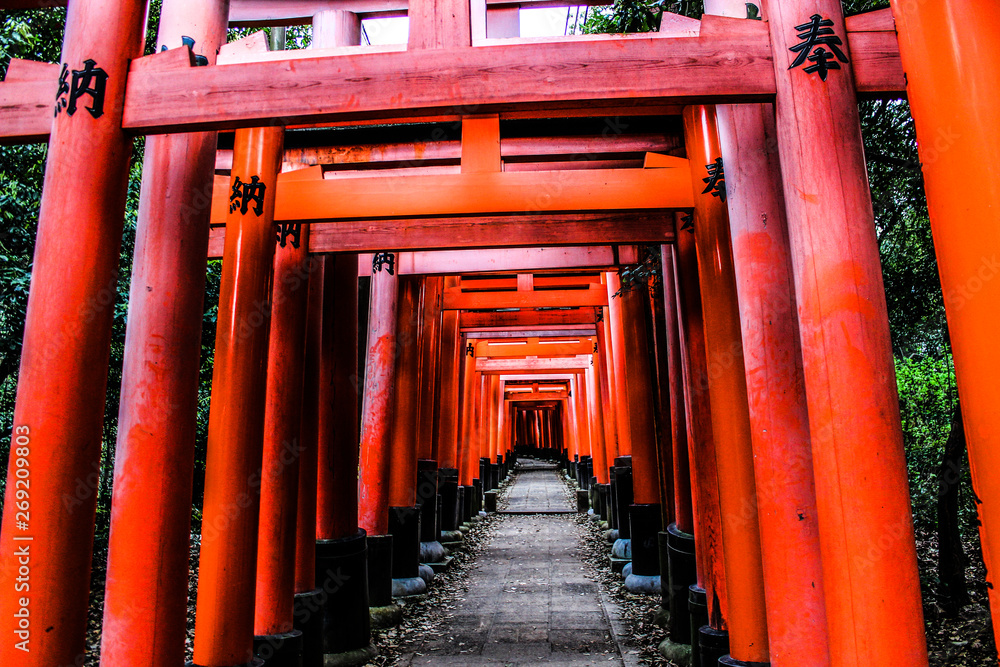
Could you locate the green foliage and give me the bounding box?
[895,356,974,532]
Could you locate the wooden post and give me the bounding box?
[193,125,285,666]
[254,187,313,638]
[660,246,694,535]
[673,234,729,631]
[435,278,462,470]
[586,365,610,485]
[890,0,1000,648]
[606,273,632,456]
[388,277,422,509]
[459,338,477,486]
[358,253,400,537]
[683,104,769,664]
[716,97,830,662]
[0,2,146,665]
[315,255,360,541]
[595,301,619,465]
[99,2,228,666]
[763,0,928,662]
[416,277,444,460]
[296,258,324,591]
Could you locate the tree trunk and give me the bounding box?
[938,402,970,616]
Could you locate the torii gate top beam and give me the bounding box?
[0,12,902,145]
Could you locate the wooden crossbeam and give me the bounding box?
[356,247,637,275]
[476,337,595,357]
[460,309,598,329]
[0,12,903,144]
[460,275,602,291]
[444,284,608,309]
[208,167,691,223]
[477,356,590,372]
[123,25,775,134]
[506,390,570,401]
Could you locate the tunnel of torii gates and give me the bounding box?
[0,0,997,665]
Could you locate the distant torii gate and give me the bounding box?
[0,1,997,667]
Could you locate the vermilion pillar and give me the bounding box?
[296,259,324,591]
[717,98,830,662]
[458,341,478,486]
[683,105,769,664]
[416,277,443,460]
[316,254,360,541]
[254,189,313,637]
[673,233,729,631]
[890,0,1000,647]
[99,2,228,666]
[193,126,285,667]
[660,247,693,535]
[0,2,145,665]
[646,276,676,528]
[358,253,400,537]
[595,304,619,464]
[586,365,609,485]
[388,277,422,509]
[763,1,927,662]
[435,279,462,470]
[605,273,632,456]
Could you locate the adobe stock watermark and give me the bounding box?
[10,425,33,653]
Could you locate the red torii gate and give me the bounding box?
[0,1,997,667]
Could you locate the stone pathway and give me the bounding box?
[502,461,575,514]
[395,461,626,666]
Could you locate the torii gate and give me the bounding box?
[1,0,998,667]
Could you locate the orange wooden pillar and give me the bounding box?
[416,276,443,461]
[435,281,463,531]
[660,248,694,536]
[253,182,313,657]
[595,303,619,470]
[293,256,324,664]
[97,2,227,666]
[647,277,676,530]
[192,125,284,667]
[386,276,425,590]
[716,97,830,661]
[458,339,478,487]
[605,273,632,456]
[586,365,610,485]
[683,105,769,665]
[315,255,361,542]
[673,232,730,654]
[0,2,145,665]
[618,280,664,585]
[657,242,698,647]
[358,254,400,535]
[890,0,1000,648]
[763,1,927,663]
[436,279,462,471]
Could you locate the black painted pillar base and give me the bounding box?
[484,490,497,512]
[188,660,264,667]
[608,468,618,530]
[698,626,730,667]
[416,460,439,543]
[294,588,324,667]
[472,478,483,514]
[614,465,633,539]
[479,458,489,489]
[576,489,590,512]
[459,485,473,524]
[388,507,421,579]
[253,630,303,667]
[629,504,662,577]
[439,468,461,532]
[665,524,696,644]
[688,586,708,667]
[317,530,371,655]
[366,534,394,608]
